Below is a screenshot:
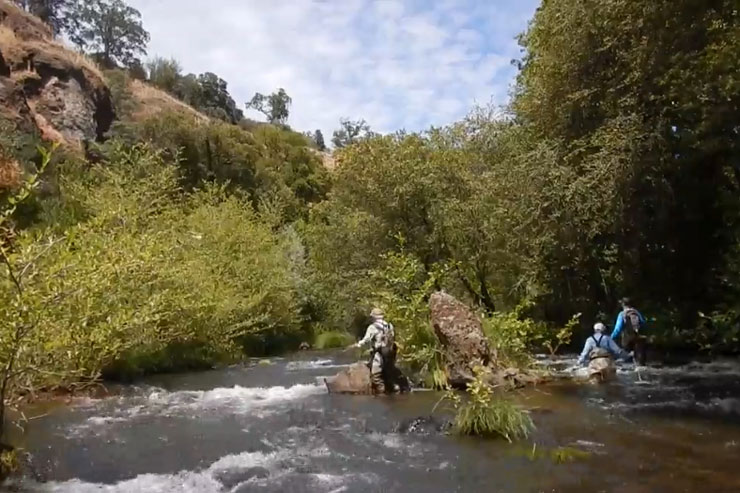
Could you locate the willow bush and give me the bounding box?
[1,142,305,395]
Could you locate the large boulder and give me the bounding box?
[324,360,411,395]
[324,362,372,394]
[429,291,495,388]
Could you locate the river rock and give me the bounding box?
[429,291,496,388]
[324,360,411,394]
[324,362,372,394]
[394,415,452,434]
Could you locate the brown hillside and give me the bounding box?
[0,0,113,145]
[128,79,208,122]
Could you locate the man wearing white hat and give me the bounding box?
[577,322,627,382]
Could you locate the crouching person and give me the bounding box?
[578,322,627,383]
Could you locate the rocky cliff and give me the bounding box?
[0,1,114,146]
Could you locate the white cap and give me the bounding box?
[593,322,606,332]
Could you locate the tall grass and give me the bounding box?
[454,395,534,441]
[447,366,534,441]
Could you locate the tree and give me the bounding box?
[513,0,740,325]
[246,88,292,125]
[174,73,202,107]
[331,118,373,148]
[196,72,243,124]
[13,0,70,35]
[147,57,182,93]
[167,71,243,124]
[314,129,326,151]
[66,0,150,68]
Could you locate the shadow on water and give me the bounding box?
[5,351,740,492]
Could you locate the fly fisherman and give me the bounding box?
[350,308,397,394]
[578,322,628,382]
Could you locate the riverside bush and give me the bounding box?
[1,143,304,399]
[314,330,355,350]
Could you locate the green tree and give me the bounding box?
[313,129,326,151]
[331,118,373,148]
[147,57,182,93]
[168,72,243,124]
[246,88,292,125]
[66,0,150,68]
[196,72,244,123]
[513,0,740,325]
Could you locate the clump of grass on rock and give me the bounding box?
[447,365,534,441]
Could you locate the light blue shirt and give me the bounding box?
[578,333,625,366]
[611,308,646,340]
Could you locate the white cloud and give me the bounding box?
[127,0,539,137]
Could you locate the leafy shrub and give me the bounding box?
[368,249,450,385]
[314,331,355,349]
[1,143,305,397]
[483,303,580,366]
[0,447,18,480]
[109,111,328,222]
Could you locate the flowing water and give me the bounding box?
[6,351,740,492]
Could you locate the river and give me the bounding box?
[5,351,740,492]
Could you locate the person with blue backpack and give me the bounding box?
[611,297,647,365]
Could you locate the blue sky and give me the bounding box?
[127,0,540,137]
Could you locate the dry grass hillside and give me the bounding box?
[0,3,103,87]
[128,79,208,122]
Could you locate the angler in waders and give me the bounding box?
[578,322,628,383]
[351,308,400,394]
[611,298,647,365]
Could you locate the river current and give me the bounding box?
[5,351,740,492]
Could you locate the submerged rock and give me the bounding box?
[394,415,452,434]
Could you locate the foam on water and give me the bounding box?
[67,383,326,435]
[286,359,350,371]
[146,382,325,414]
[21,444,372,493]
